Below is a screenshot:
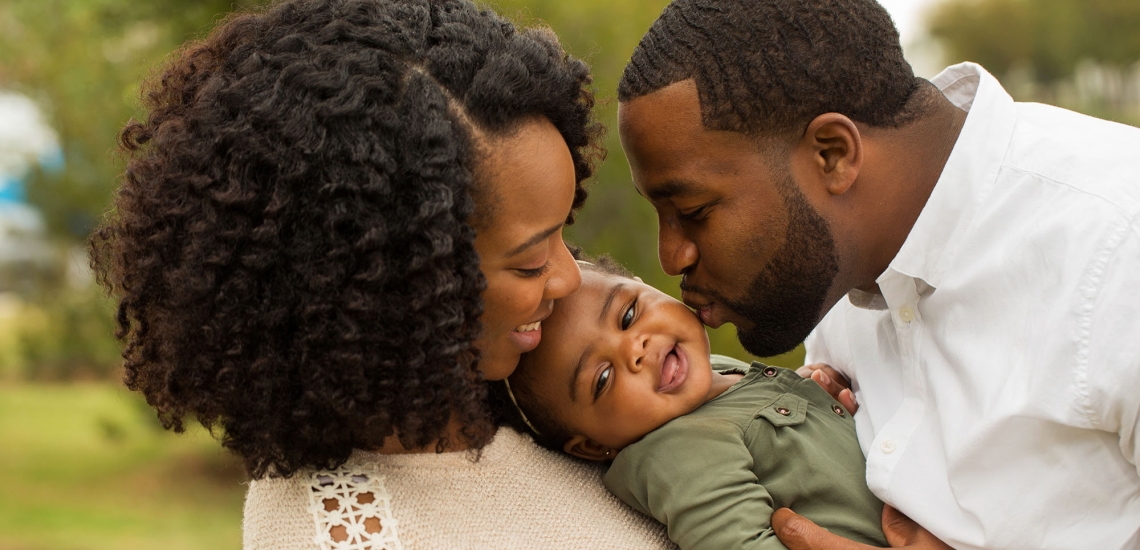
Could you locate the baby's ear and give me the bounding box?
[564,435,615,461]
[633,276,643,283]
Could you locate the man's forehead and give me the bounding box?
[618,79,702,138]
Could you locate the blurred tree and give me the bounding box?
[928,0,1140,123]
[0,0,269,239]
[930,0,1140,81]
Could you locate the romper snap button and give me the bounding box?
[832,404,845,416]
[775,407,790,416]
[763,366,778,377]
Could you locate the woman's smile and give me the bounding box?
[510,320,544,352]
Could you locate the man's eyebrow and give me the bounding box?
[505,222,563,258]
[644,179,699,202]
[569,343,595,403]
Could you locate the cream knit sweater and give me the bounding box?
[242,427,673,549]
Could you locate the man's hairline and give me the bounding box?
[618,76,801,163]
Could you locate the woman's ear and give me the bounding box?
[564,435,615,461]
[799,112,863,196]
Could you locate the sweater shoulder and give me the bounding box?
[242,428,675,549]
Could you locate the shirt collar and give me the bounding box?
[878,62,1018,291]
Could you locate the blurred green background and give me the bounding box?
[0,0,1136,548]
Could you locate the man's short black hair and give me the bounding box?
[618,0,920,138]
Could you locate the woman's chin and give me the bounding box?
[476,324,544,380]
[476,346,521,381]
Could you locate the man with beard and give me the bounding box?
[617,0,1140,549]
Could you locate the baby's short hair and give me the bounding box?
[575,251,635,280]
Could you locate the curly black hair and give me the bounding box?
[89,0,602,479]
[618,0,921,137]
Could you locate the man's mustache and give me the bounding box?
[679,277,733,306]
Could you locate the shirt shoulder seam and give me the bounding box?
[999,163,1140,215]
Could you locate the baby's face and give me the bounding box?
[521,269,712,452]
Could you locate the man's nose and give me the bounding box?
[658,220,698,276]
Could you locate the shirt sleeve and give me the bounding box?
[604,418,789,550]
[1084,215,1140,477]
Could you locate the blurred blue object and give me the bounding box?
[0,91,60,292]
[0,174,25,203]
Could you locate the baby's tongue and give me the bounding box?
[658,350,679,391]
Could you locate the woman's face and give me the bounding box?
[472,117,582,381]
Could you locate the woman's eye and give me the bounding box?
[516,262,551,278]
[620,300,636,330]
[594,365,612,399]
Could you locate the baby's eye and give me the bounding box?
[594,365,612,399]
[621,300,636,330]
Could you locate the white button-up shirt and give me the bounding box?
[805,63,1140,549]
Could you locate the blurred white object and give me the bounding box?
[0,91,59,292]
[0,91,61,183]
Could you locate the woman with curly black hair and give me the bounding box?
[90,0,671,547]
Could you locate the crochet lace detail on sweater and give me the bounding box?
[308,468,403,550]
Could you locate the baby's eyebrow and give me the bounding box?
[569,282,626,403]
[598,283,625,325]
[569,343,594,403]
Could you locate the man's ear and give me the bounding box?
[564,435,615,462]
[800,112,863,196]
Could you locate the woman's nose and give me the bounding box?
[543,239,582,300]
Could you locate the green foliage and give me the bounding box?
[0,264,121,381]
[0,383,245,550]
[929,0,1140,126]
[929,0,1140,83]
[14,287,122,381]
[0,0,268,238]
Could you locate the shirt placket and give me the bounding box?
[864,271,927,501]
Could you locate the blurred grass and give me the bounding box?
[0,383,245,550]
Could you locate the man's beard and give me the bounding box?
[689,173,840,357]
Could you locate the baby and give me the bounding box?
[505,258,887,550]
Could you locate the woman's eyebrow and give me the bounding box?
[505,222,563,258]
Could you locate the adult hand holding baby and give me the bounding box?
[797,363,858,414]
[773,505,951,550]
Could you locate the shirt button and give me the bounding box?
[880,440,897,454]
[775,407,791,416]
[763,366,778,378]
[832,404,845,416]
[898,306,915,323]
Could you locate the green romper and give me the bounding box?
[604,356,887,550]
